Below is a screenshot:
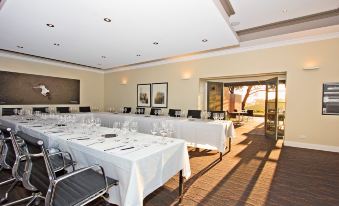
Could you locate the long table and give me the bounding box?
[0,116,191,206]
[86,112,235,154]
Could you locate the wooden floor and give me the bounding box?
[1,118,339,206]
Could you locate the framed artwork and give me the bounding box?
[322,83,339,115]
[137,84,151,107]
[151,82,168,108]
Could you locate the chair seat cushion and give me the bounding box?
[53,169,117,206]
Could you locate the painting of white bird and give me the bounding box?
[33,84,50,97]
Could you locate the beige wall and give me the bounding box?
[0,56,105,113]
[104,38,339,147]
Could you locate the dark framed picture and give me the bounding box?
[322,83,339,115]
[137,84,151,107]
[151,82,168,108]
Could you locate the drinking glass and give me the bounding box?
[219,113,225,120]
[213,113,218,121]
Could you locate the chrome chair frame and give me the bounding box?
[25,140,116,206]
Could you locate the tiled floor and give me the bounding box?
[1,117,339,206]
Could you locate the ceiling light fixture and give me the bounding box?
[53,43,60,46]
[46,23,54,27]
[153,42,159,45]
[104,18,111,22]
[136,54,141,57]
[282,9,288,13]
[202,39,208,42]
[16,46,23,49]
[101,56,106,59]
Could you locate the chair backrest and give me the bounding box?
[15,132,53,196]
[2,108,22,116]
[79,106,91,113]
[150,108,161,115]
[135,107,145,114]
[0,126,15,168]
[123,107,131,113]
[209,111,226,120]
[168,109,181,117]
[247,110,254,116]
[33,107,48,113]
[187,110,201,119]
[56,107,70,113]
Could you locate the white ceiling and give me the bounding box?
[229,0,339,31]
[0,0,239,69]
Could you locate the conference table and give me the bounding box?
[0,115,191,206]
[83,112,235,155]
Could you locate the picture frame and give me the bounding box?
[322,83,339,115]
[151,82,168,108]
[137,84,151,107]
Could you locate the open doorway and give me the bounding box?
[205,73,286,140]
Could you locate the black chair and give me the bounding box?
[245,110,254,121]
[135,107,145,114]
[123,107,131,113]
[32,107,48,114]
[19,135,118,206]
[0,128,32,205]
[168,109,181,117]
[209,111,226,120]
[187,110,201,119]
[56,107,70,113]
[79,106,91,113]
[150,108,161,115]
[2,108,22,116]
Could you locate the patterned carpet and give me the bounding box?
[1,118,339,206]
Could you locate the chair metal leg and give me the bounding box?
[2,195,37,206]
[0,180,18,203]
[0,177,15,186]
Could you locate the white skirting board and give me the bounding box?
[284,141,339,153]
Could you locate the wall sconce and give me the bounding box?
[303,61,320,70]
[181,72,192,80]
[120,79,128,85]
[303,66,320,70]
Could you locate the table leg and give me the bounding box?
[219,138,232,161]
[179,170,183,198]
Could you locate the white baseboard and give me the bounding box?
[284,141,339,153]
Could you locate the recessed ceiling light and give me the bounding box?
[16,46,23,49]
[153,42,159,45]
[136,54,141,57]
[282,9,288,13]
[231,21,240,27]
[98,63,102,66]
[101,56,106,59]
[202,39,208,42]
[46,23,54,27]
[104,18,111,22]
[53,43,60,46]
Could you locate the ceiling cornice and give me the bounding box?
[0,50,105,74]
[104,25,339,73]
[218,0,235,16]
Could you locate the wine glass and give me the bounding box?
[219,113,225,120]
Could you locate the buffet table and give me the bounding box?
[0,116,191,206]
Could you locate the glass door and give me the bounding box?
[207,82,223,111]
[265,77,279,140]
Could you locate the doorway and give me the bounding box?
[205,74,286,140]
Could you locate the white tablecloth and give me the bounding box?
[80,113,235,153]
[0,116,191,206]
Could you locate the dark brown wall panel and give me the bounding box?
[0,71,80,105]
